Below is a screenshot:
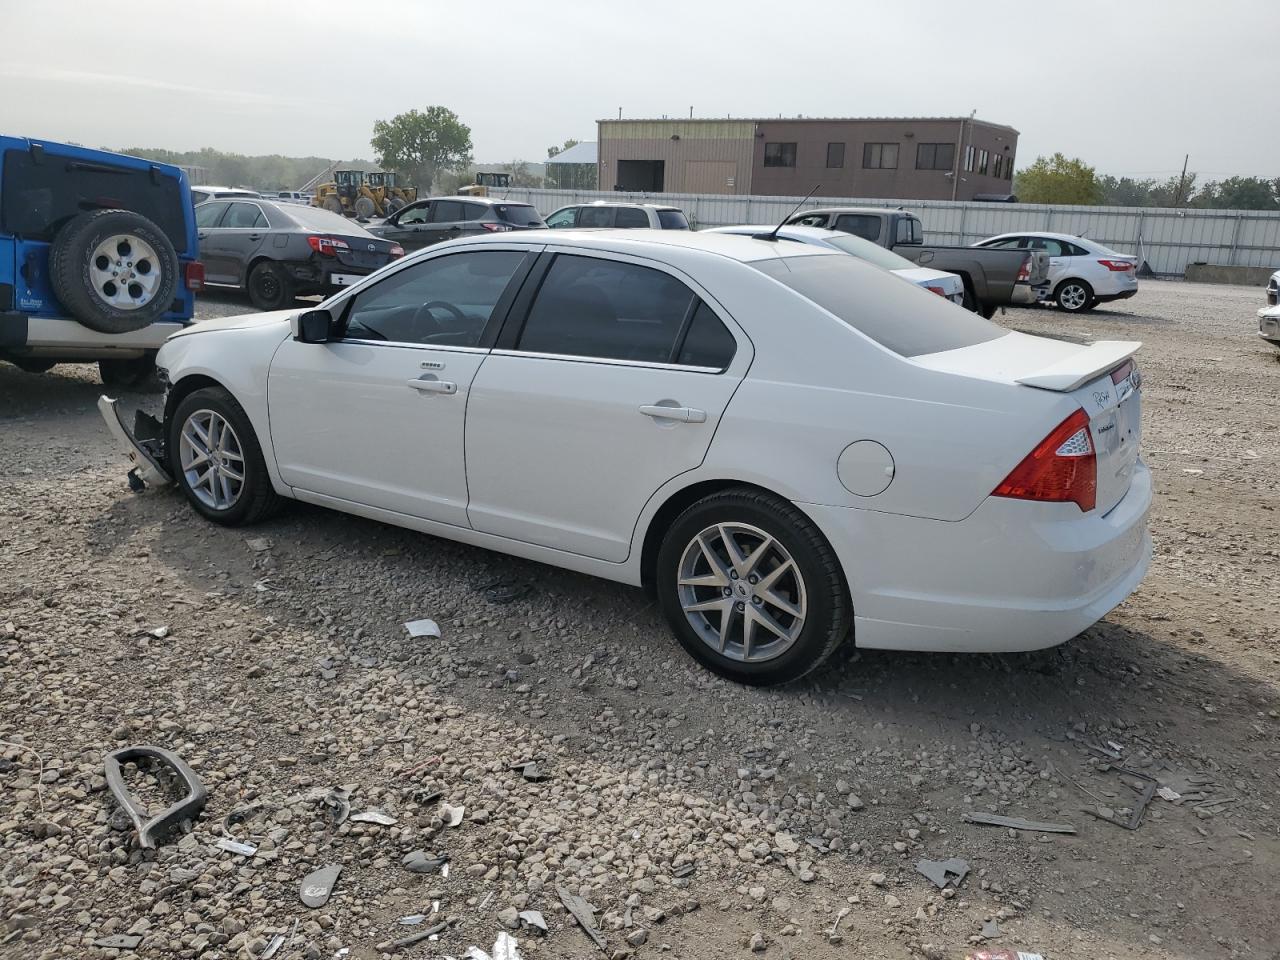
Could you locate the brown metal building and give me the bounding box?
[597,116,1018,200]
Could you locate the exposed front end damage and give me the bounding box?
[98,395,172,489]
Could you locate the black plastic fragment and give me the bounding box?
[103,745,208,849]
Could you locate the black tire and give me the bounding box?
[49,209,179,334]
[246,262,294,311]
[1055,278,1094,313]
[960,285,980,314]
[655,488,851,686]
[980,302,999,319]
[386,197,405,214]
[168,386,283,526]
[99,354,158,390]
[354,196,376,219]
[11,358,57,374]
[322,197,344,215]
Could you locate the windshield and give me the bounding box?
[657,209,690,230]
[821,232,919,271]
[496,204,544,226]
[752,254,1004,357]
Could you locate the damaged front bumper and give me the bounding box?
[98,395,173,489]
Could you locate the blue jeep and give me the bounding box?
[0,136,203,387]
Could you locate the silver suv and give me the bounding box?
[545,202,690,230]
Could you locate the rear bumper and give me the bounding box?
[1010,283,1038,305]
[2,314,184,359]
[802,460,1153,653]
[1096,287,1138,303]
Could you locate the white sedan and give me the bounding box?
[974,232,1138,313]
[101,230,1152,686]
[705,224,965,305]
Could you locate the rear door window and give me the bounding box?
[430,200,465,223]
[833,214,883,242]
[517,254,695,363]
[614,207,650,228]
[657,209,690,230]
[576,206,615,228]
[752,254,1004,357]
[0,148,189,253]
[460,202,488,221]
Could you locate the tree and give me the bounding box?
[1194,176,1278,211]
[501,160,543,188]
[1099,175,1158,207]
[371,107,473,193]
[1013,153,1104,205]
[546,138,580,160]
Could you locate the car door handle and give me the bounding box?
[639,404,706,423]
[248,233,262,241]
[406,377,457,395]
[197,232,207,240]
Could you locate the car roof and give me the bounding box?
[430,195,535,207]
[707,224,845,243]
[795,206,911,217]
[985,230,1090,243]
[559,201,680,211]
[426,228,841,264]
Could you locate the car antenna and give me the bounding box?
[753,185,819,241]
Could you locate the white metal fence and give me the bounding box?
[497,187,1280,277]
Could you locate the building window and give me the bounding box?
[1001,154,1013,180]
[826,142,845,168]
[861,143,898,169]
[763,142,797,168]
[915,142,955,171]
[977,149,989,176]
[963,144,975,173]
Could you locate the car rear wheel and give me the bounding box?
[656,488,850,686]
[247,262,294,311]
[169,387,283,526]
[1055,279,1094,313]
[99,354,158,390]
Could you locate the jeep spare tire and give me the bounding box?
[49,209,179,334]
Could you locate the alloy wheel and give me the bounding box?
[1059,283,1089,311]
[89,234,161,310]
[179,409,246,510]
[676,522,807,663]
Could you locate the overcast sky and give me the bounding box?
[2,0,1275,180]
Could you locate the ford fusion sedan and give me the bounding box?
[974,232,1138,312]
[100,230,1151,686]
[705,224,964,305]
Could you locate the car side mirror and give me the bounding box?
[292,309,333,343]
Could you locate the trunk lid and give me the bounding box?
[914,332,1143,514]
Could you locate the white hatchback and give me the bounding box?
[101,230,1152,686]
[706,224,965,305]
[975,232,1138,313]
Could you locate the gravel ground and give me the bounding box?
[1,281,1278,960]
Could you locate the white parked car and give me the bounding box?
[1265,269,1279,307]
[974,232,1138,313]
[100,230,1151,686]
[706,224,964,305]
[545,201,689,230]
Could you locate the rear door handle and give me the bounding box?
[407,377,457,395]
[639,404,706,423]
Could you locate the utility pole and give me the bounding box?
[951,109,975,202]
[1173,153,1189,207]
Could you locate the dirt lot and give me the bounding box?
[2,281,1278,960]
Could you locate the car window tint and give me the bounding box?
[224,202,265,229]
[497,204,544,226]
[461,202,488,221]
[984,237,1024,249]
[518,254,696,363]
[1063,241,1090,257]
[577,206,614,228]
[545,208,576,228]
[833,214,882,242]
[909,219,923,243]
[676,301,736,369]
[1027,237,1067,256]
[431,200,464,223]
[753,255,1004,358]
[791,214,829,228]
[195,201,229,228]
[398,203,431,225]
[657,209,690,229]
[343,250,526,347]
[614,207,649,228]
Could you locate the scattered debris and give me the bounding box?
[322,786,352,826]
[350,808,397,825]
[377,921,448,953]
[509,759,550,782]
[103,745,208,849]
[981,919,1002,939]
[93,934,143,950]
[672,862,696,879]
[246,537,272,552]
[1157,786,1182,802]
[479,892,495,911]
[441,802,465,827]
[517,910,548,934]
[261,932,286,959]
[300,864,342,908]
[478,579,532,604]
[402,851,449,874]
[398,915,428,926]
[915,857,970,889]
[556,883,607,952]
[404,618,441,639]
[963,812,1076,834]
[214,837,258,857]
[828,906,851,940]
[134,625,170,640]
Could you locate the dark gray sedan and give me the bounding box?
[195,199,404,309]
[365,196,545,252]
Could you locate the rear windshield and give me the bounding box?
[821,232,919,271]
[752,254,1004,357]
[657,209,690,230]
[283,203,372,235]
[496,204,544,226]
[1,148,189,254]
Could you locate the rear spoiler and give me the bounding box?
[1015,340,1141,392]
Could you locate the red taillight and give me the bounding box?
[1110,359,1134,384]
[1098,259,1133,272]
[389,245,405,259]
[480,222,513,232]
[307,235,351,257]
[925,285,946,297]
[1016,254,1032,283]
[993,408,1096,512]
[184,261,205,292]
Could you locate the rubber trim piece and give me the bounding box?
[104,745,208,849]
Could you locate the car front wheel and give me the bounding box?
[656,489,850,686]
[247,262,294,311]
[169,386,282,526]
